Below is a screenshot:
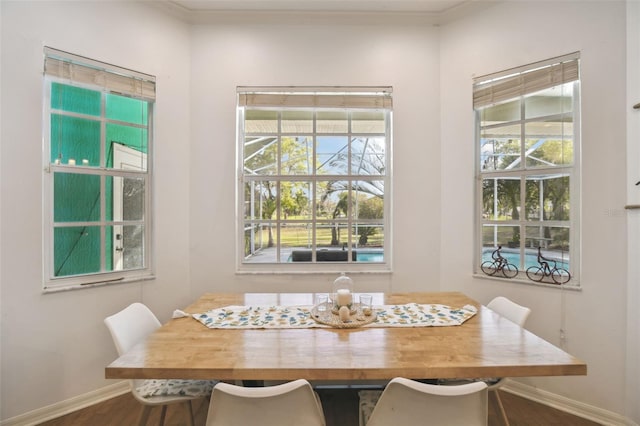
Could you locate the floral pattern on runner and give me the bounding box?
[195,305,317,328]
[376,303,478,326]
[192,303,477,329]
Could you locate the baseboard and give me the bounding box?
[2,379,636,426]
[0,381,130,426]
[502,379,637,426]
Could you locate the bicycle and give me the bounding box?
[526,247,571,284]
[481,246,519,278]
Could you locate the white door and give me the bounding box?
[112,143,147,270]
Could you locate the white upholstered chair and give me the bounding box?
[485,296,531,426]
[104,302,215,426]
[358,377,488,426]
[205,379,326,426]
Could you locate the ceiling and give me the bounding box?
[157,0,497,25]
[167,0,472,14]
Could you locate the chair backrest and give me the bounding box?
[104,302,161,355]
[206,379,325,426]
[366,377,487,426]
[487,296,531,327]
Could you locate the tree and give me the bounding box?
[281,183,309,218]
[482,178,520,244]
[244,133,387,252]
[482,137,572,247]
[355,195,383,246]
[330,192,349,245]
[316,138,386,246]
[244,137,311,248]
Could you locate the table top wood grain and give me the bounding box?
[105,292,586,381]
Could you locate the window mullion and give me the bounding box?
[312,113,318,261]
[276,113,282,262]
[481,112,572,132]
[519,100,526,262]
[347,112,353,254]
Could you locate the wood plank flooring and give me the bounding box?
[37,387,602,426]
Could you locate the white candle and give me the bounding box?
[339,306,351,322]
[68,158,76,166]
[82,159,89,165]
[336,289,352,307]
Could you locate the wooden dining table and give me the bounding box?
[105,292,587,382]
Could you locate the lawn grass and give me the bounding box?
[251,226,383,248]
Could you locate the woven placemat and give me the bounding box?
[311,303,377,328]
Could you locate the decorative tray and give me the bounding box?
[330,304,358,315]
[311,303,377,329]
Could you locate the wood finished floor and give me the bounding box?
[37,387,602,426]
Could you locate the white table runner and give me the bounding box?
[192,303,477,329]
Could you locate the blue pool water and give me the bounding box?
[356,251,384,262]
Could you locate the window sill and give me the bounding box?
[43,274,155,294]
[236,266,392,275]
[472,273,581,290]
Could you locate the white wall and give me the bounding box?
[188,13,443,295]
[626,1,640,423]
[0,1,192,420]
[0,0,636,424]
[440,0,631,419]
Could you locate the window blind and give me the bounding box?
[44,47,155,100]
[473,52,579,109]
[238,87,393,110]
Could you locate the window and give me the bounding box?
[237,87,392,272]
[475,53,580,286]
[43,47,155,291]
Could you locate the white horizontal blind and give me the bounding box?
[473,52,579,109]
[238,87,393,110]
[44,47,155,100]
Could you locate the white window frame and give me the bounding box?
[236,86,393,274]
[42,47,155,292]
[474,53,581,287]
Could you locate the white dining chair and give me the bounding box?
[205,379,326,426]
[433,296,531,426]
[104,302,215,426]
[358,377,488,426]
[487,296,531,328]
[484,296,531,426]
